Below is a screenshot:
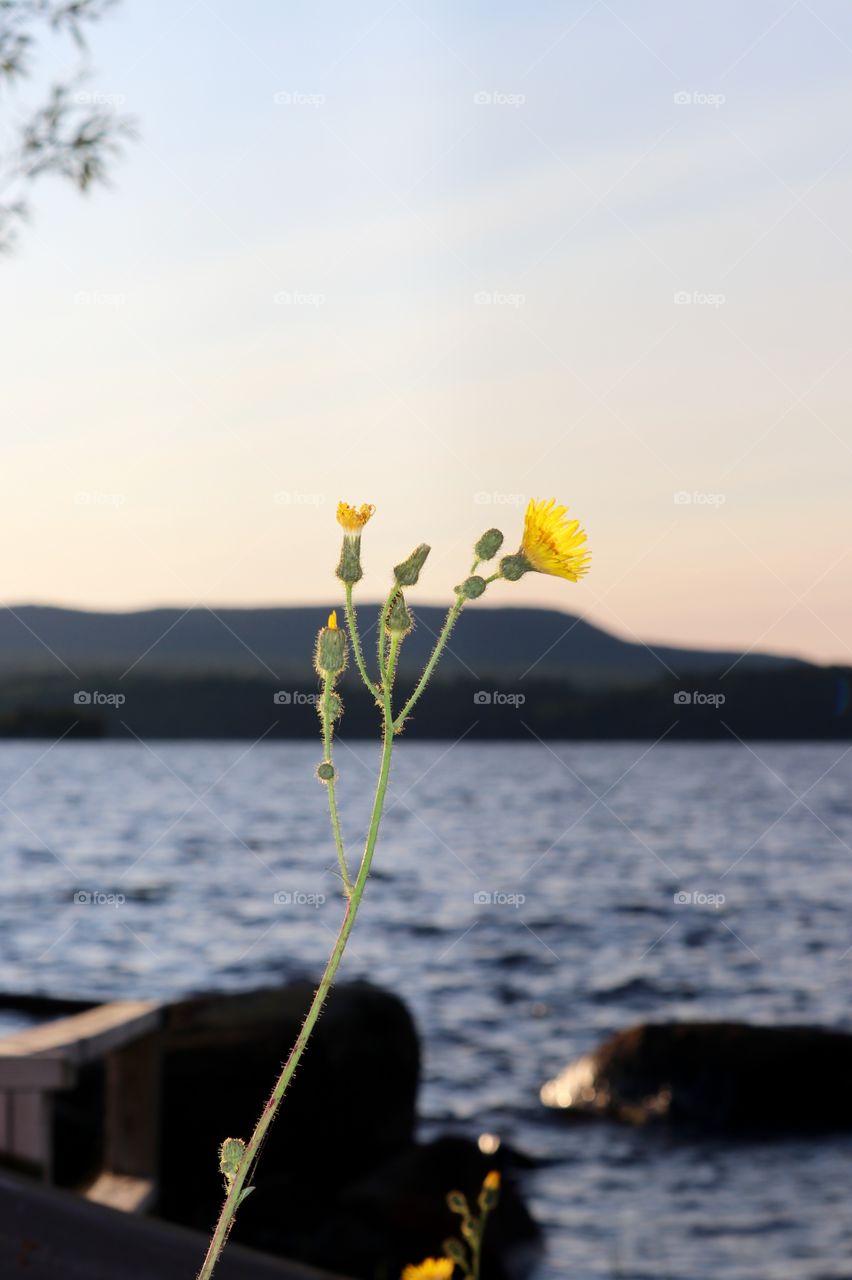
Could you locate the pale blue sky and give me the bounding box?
[2,1,851,661]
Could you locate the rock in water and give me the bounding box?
[541,1021,852,1133]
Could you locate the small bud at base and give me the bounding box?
[386,592,413,637]
[316,762,335,782]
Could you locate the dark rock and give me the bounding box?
[305,1136,542,1280]
[541,1021,852,1133]
[159,981,420,1233]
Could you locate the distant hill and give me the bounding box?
[0,604,808,687]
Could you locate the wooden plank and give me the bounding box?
[104,1029,161,1182]
[84,1173,156,1214]
[0,1000,160,1069]
[0,1168,348,1280]
[8,1092,51,1174]
[0,1057,74,1090]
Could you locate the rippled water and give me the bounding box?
[1,739,851,1278]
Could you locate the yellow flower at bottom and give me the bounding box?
[336,501,375,534]
[328,610,338,630]
[518,497,590,581]
[401,1259,454,1280]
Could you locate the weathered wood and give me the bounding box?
[0,1057,74,1090]
[83,1172,157,1214]
[0,1168,347,1280]
[104,1029,161,1183]
[0,1000,160,1068]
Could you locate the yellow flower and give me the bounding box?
[328,610,338,630]
[517,497,590,581]
[401,1259,454,1280]
[483,1170,501,1191]
[336,502,375,534]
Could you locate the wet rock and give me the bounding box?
[541,1021,852,1133]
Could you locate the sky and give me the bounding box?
[1,0,851,663]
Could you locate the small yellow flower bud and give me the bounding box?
[475,528,504,560]
[479,1168,501,1210]
[394,543,431,587]
[314,617,347,678]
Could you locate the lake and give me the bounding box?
[1,739,851,1279]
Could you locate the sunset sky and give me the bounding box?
[2,0,850,663]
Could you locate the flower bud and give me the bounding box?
[443,1238,468,1267]
[446,1189,470,1218]
[498,553,530,581]
[474,528,504,561]
[336,537,363,584]
[316,761,335,782]
[456,575,487,599]
[386,592,413,637]
[394,543,431,586]
[478,1168,501,1211]
[314,611,347,678]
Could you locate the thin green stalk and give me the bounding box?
[344,583,380,702]
[320,674,351,896]
[376,584,399,684]
[197,687,398,1280]
[394,595,465,732]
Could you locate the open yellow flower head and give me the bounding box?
[401,1259,454,1280]
[336,502,375,534]
[515,497,590,582]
